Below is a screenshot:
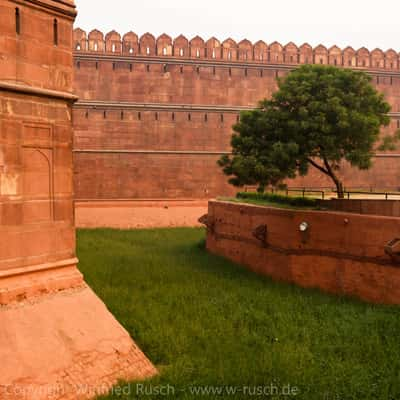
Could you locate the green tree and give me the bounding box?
[219,65,396,198]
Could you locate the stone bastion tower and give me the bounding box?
[0,1,156,398]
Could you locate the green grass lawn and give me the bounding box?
[218,197,319,210]
[219,192,321,210]
[77,228,400,399]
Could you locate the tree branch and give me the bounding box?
[306,158,329,175]
[322,156,337,180]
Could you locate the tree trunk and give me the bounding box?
[306,157,345,199]
[321,157,345,199]
[334,180,345,199]
[323,168,345,199]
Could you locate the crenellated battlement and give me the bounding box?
[73,28,400,70]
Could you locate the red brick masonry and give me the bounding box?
[206,201,400,304]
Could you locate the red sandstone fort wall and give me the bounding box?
[1,0,75,93]
[73,107,238,199]
[0,0,78,285]
[0,5,157,397]
[72,29,400,199]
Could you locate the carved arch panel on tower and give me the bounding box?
[21,123,54,225]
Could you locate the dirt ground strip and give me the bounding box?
[75,200,208,229]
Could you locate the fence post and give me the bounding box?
[322,191,325,200]
[386,193,388,200]
[302,188,305,198]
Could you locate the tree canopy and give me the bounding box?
[219,64,396,197]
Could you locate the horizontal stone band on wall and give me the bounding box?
[24,0,77,19]
[73,149,231,155]
[73,53,400,78]
[73,28,400,73]
[0,257,79,279]
[212,231,395,266]
[73,101,400,120]
[0,81,78,102]
[74,101,253,113]
[72,149,400,158]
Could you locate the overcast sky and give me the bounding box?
[74,1,399,51]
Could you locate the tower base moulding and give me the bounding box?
[0,282,157,400]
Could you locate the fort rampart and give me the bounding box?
[73,29,400,200]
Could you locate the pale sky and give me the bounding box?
[74,0,399,52]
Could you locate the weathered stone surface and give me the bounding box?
[0,1,157,398]
[0,287,157,400]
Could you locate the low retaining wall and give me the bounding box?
[323,199,400,217]
[206,201,400,305]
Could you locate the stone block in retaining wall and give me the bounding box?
[323,199,400,217]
